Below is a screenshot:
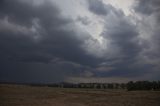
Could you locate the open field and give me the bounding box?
[0,84,160,106]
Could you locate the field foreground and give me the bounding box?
[0,84,160,106]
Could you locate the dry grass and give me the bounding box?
[0,84,160,106]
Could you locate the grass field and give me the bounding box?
[0,84,160,106]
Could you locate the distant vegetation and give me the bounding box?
[127,81,160,91]
[41,81,160,91]
[1,81,160,91]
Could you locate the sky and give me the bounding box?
[0,0,160,83]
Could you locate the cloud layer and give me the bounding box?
[0,0,160,83]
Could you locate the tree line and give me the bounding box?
[47,81,160,91]
[126,81,160,91]
[24,80,160,91]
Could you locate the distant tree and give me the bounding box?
[108,83,113,89]
[158,81,160,90]
[96,84,101,89]
[152,81,159,90]
[127,81,134,91]
[126,81,160,91]
[115,83,120,89]
[120,83,126,89]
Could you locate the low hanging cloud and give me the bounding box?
[0,0,102,65]
[0,0,103,83]
[0,0,160,83]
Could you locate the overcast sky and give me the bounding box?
[0,0,160,83]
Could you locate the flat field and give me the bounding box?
[0,84,160,106]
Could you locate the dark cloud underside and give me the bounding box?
[0,0,160,83]
[0,0,103,83]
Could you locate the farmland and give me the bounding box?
[0,84,160,106]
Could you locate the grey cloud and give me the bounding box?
[134,0,160,15]
[0,0,101,66]
[88,1,153,79]
[78,0,160,81]
[77,16,91,25]
[0,60,87,83]
[87,0,123,16]
[88,0,111,15]
[0,0,67,27]
[90,1,143,62]
[134,0,160,73]
[1,0,160,83]
[103,16,140,59]
[0,0,104,83]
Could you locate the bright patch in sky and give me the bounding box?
[103,0,135,15]
[51,0,135,46]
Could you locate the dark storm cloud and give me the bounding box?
[0,60,87,83]
[134,0,160,26]
[0,0,104,83]
[103,0,160,79]
[88,0,142,63]
[134,0,160,76]
[134,0,160,15]
[102,15,141,59]
[0,0,101,65]
[72,0,160,81]
[77,16,91,25]
[87,0,157,79]
[88,0,111,15]
[134,0,160,60]
[87,0,140,58]
[1,0,160,83]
